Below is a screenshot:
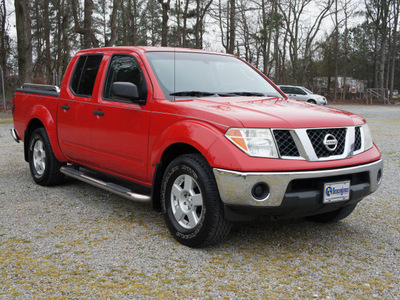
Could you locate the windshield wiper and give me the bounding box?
[169,91,278,98]
[230,92,266,96]
[170,91,216,97]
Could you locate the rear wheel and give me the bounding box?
[28,128,64,186]
[161,154,232,247]
[307,203,357,223]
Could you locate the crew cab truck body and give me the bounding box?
[11,47,383,247]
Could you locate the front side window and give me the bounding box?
[103,55,147,102]
[70,55,103,97]
[145,51,282,100]
[292,87,307,95]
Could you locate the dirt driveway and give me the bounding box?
[0,105,399,298]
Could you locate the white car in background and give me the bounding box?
[278,85,327,105]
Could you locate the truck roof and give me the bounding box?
[76,46,229,56]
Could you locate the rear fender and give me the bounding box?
[25,105,67,162]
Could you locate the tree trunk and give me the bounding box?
[334,0,338,101]
[0,0,8,79]
[61,0,70,77]
[43,0,52,84]
[71,0,84,35]
[83,0,93,48]
[227,0,236,54]
[158,0,170,46]
[182,0,190,47]
[106,0,119,46]
[389,0,399,102]
[130,0,138,45]
[14,0,32,84]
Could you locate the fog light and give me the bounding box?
[377,169,382,185]
[251,182,270,201]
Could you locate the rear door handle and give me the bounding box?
[93,110,104,116]
[60,105,70,110]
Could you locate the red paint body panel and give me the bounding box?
[12,46,382,189]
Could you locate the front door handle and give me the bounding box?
[93,110,104,116]
[60,105,70,110]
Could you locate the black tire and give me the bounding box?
[161,154,232,247]
[307,203,357,223]
[28,128,64,186]
[307,99,317,104]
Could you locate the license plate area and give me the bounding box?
[323,181,350,203]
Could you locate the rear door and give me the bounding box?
[57,54,103,165]
[90,53,152,183]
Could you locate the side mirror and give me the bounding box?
[111,82,145,104]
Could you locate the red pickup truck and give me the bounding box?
[11,47,383,247]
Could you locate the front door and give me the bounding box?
[91,54,151,184]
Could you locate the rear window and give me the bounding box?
[70,55,103,97]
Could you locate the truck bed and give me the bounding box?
[16,83,60,97]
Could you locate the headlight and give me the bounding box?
[362,124,373,150]
[225,128,278,158]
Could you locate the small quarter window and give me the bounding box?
[70,55,103,97]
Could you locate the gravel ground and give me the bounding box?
[0,105,399,299]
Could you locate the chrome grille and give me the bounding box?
[306,128,347,158]
[273,130,300,157]
[354,126,362,151]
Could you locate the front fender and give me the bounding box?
[149,120,224,174]
[26,104,67,162]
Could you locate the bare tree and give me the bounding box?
[14,0,32,84]
[158,0,171,46]
[0,0,9,79]
[182,0,191,47]
[366,0,391,93]
[215,0,237,54]
[278,0,333,84]
[193,0,213,48]
[71,0,99,48]
[389,0,399,101]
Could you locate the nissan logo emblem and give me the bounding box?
[323,134,338,151]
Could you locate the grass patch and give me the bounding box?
[0,119,12,124]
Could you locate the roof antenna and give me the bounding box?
[173,47,176,101]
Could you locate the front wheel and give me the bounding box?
[28,128,64,186]
[161,154,232,247]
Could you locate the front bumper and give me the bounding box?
[213,159,383,208]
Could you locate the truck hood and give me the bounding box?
[176,97,365,128]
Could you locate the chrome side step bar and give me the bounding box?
[10,128,20,143]
[60,166,151,203]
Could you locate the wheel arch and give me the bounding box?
[24,118,45,162]
[151,143,202,211]
[149,120,224,211]
[24,106,67,163]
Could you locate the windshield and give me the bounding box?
[302,87,313,94]
[145,51,282,100]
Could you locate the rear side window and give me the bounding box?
[280,86,292,94]
[70,55,103,97]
